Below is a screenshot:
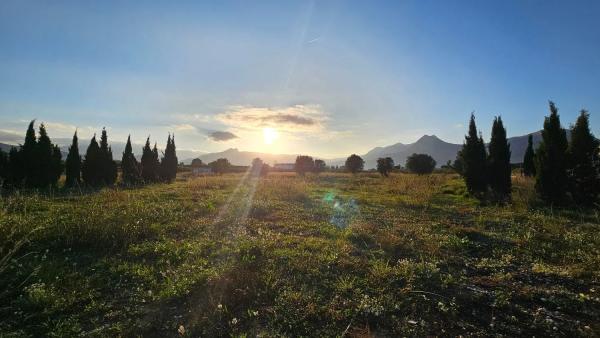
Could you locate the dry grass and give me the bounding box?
[0,172,599,337]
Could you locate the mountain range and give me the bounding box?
[185,132,545,168]
[0,131,546,169]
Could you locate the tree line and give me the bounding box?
[456,101,599,205]
[0,120,178,189]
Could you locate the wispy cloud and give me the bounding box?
[208,131,238,141]
[216,104,327,132]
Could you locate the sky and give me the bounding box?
[1,0,599,158]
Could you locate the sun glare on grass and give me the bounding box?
[263,127,278,145]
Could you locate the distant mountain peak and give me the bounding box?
[417,134,440,141]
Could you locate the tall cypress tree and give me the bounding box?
[37,123,55,187]
[107,146,117,185]
[535,101,569,204]
[160,134,178,182]
[462,114,487,194]
[0,149,7,187]
[98,128,117,185]
[22,120,39,188]
[141,137,156,183]
[6,147,24,188]
[121,135,141,185]
[51,144,63,187]
[488,116,511,199]
[65,131,81,187]
[82,135,101,187]
[152,142,160,181]
[567,110,599,205]
[522,134,536,177]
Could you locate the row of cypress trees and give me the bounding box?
[0,121,63,189]
[0,121,178,189]
[120,134,178,185]
[521,102,599,205]
[460,101,599,205]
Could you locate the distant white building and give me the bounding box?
[273,163,295,171]
[192,166,212,175]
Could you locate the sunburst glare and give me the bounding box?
[263,127,278,145]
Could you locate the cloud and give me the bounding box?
[216,104,327,132]
[0,129,23,144]
[173,124,196,132]
[208,131,238,141]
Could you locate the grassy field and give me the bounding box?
[1,172,599,337]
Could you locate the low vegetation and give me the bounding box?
[1,172,598,336]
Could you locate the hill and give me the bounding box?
[329,132,547,169]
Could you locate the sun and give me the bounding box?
[263,127,278,145]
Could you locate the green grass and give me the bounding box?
[1,172,599,337]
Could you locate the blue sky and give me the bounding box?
[1,0,599,157]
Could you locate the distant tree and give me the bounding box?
[453,149,464,175]
[191,158,203,167]
[82,135,102,187]
[535,101,569,204]
[488,116,511,199]
[462,114,487,194]
[441,160,452,169]
[567,110,600,205]
[209,158,231,175]
[522,135,536,177]
[260,163,270,176]
[376,157,394,177]
[22,120,39,188]
[345,154,364,174]
[314,159,326,174]
[160,134,178,182]
[141,137,158,183]
[6,147,24,188]
[99,128,117,185]
[121,135,141,185]
[252,158,269,177]
[406,153,436,174]
[65,131,81,187]
[295,155,314,176]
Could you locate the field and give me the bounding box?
[1,172,599,337]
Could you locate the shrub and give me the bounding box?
[405,153,436,175]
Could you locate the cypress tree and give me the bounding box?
[107,146,117,185]
[488,116,511,199]
[6,147,24,188]
[98,128,117,185]
[535,101,569,204]
[65,131,81,187]
[121,135,141,185]
[152,142,160,181]
[160,134,178,182]
[82,135,101,186]
[141,137,156,183]
[22,120,39,188]
[567,110,600,205]
[37,123,55,187]
[51,144,63,186]
[522,135,536,177]
[0,149,7,187]
[462,114,487,195]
